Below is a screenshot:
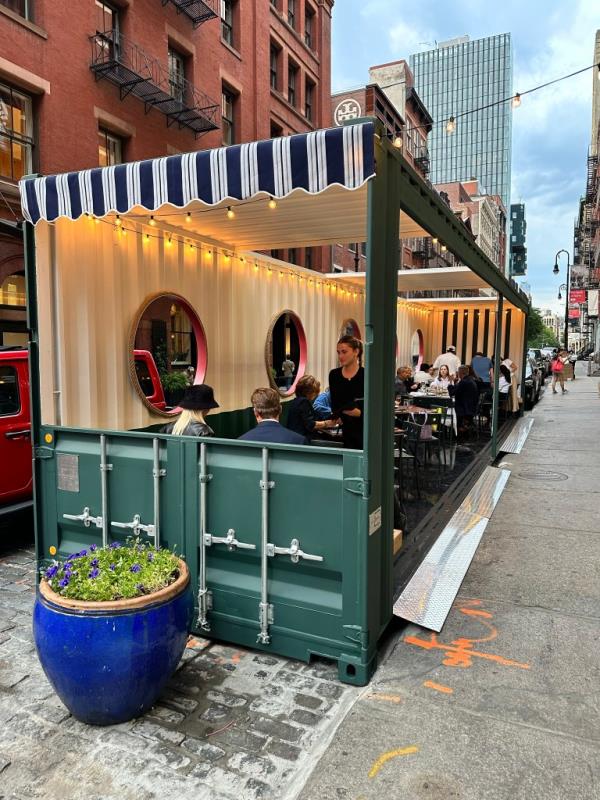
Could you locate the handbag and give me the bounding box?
[551,358,564,373]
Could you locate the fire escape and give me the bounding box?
[90,31,219,137]
[161,0,218,27]
[413,145,430,178]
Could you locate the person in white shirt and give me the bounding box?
[413,362,433,387]
[433,346,461,377]
[430,364,453,390]
[498,364,511,394]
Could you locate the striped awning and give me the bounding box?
[19,122,375,225]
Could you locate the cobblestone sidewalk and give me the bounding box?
[0,540,361,800]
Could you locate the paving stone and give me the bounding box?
[159,692,199,715]
[252,655,280,666]
[132,719,186,745]
[153,743,192,771]
[0,669,28,689]
[243,778,271,799]
[25,699,70,725]
[185,636,212,652]
[289,708,321,727]
[212,727,267,754]
[146,704,185,724]
[249,716,302,743]
[272,670,317,692]
[0,752,11,772]
[206,689,248,708]
[227,751,277,779]
[314,682,344,700]
[3,712,56,742]
[294,693,323,710]
[181,737,226,762]
[264,739,302,762]
[200,703,231,723]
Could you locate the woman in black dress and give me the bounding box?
[328,335,364,449]
[286,375,338,441]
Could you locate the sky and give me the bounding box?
[331,0,599,313]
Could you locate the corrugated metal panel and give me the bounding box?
[499,418,534,454]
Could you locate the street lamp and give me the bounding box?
[557,284,566,301]
[553,249,571,349]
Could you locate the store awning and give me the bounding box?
[19,123,376,225]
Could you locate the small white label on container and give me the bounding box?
[369,506,382,536]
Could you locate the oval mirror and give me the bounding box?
[340,318,362,340]
[411,329,424,371]
[128,293,207,416]
[265,310,307,396]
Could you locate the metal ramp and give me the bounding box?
[499,417,534,454]
[393,466,510,632]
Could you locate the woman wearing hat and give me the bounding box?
[162,384,219,437]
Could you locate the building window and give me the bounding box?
[168,48,186,103]
[0,0,30,20]
[270,120,283,138]
[305,79,314,122]
[270,44,280,91]
[288,248,297,264]
[0,82,33,182]
[287,0,296,29]
[270,0,278,7]
[305,247,313,269]
[288,62,298,107]
[304,5,315,49]
[221,0,233,46]
[222,88,235,145]
[95,0,119,57]
[98,128,122,166]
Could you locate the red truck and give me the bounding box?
[0,347,165,515]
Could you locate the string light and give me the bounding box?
[165,235,172,247]
[115,215,122,226]
[432,237,438,244]
[512,93,521,109]
[392,135,403,149]
[144,233,150,243]
[446,116,456,134]
[226,206,235,220]
[149,216,156,226]
[186,212,192,223]
[268,197,277,209]
[441,244,447,252]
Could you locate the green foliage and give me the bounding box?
[527,308,560,348]
[160,370,188,391]
[42,538,180,602]
[153,343,168,376]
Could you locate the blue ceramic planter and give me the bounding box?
[33,560,193,726]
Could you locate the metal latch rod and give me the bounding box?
[111,514,155,537]
[63,507,103,528]
[204,528,256,551]
[267,538,324,564]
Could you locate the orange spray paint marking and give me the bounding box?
[423,680,453,694]
[366,693,403,704]
[368,746,419,779]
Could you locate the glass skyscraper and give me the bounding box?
[409,34,513,214]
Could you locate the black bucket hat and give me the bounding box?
[179,384,219,411]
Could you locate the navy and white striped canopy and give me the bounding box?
[20,122,375,225]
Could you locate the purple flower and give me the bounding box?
[79,549,88,557]
[147,552,155,562]
[90,544,97,552]
[44,565,58,579]
[90,558,99,567]
[109,563,116,571]
[59,576,70,588]
[130,563,142,574]
[63,563,73,574]
[109,541,121,549]
[88,568,100,579]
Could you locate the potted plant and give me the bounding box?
[33,538,193,726]
[160,369,188,407]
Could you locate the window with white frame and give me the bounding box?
[168,47,186,103]
[0,82,33,182]
[98,128,123,167]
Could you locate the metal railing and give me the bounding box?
[161,0,218,27]
[90,30,219,135]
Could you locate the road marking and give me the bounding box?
[423,681,453,694]
[366,693,403,704]
[368,746,419,778]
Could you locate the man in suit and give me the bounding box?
[238,388,308,445]
[448,366,479,434]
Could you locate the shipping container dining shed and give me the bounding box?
[20,120,529,685]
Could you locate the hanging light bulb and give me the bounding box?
[185,212,192,223]
[268,197,277,210]
[144,233,150,243]
[115,215,122,227]
[166,236,172,247]
[226,206,235,220]
[149,216,156,226]
[432,237,438,244]
[205,249,212,258]
[446,116,456,134]
[392,135,403,149]
[512,93,521,109]
[441,244,447,252]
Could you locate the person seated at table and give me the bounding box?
[313,387,332,420]
[161,384,218,437]
[413,362,433,387]
[448,366,479,433]
[394,366,414,396]
[286,376,338,440]
[498,364,512,395]
[238,388,308,445]
[471,351,493,394]
[432,345,461,376]
[430,364,453,390]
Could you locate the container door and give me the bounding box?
[0,360,32,504]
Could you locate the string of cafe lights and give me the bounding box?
[386,60,600,145]
[84,206,367,301]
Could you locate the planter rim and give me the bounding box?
[38,558,189,612]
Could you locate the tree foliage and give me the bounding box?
[527,308,559,348]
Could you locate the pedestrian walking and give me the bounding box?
[551,350,568,394]
[568,349,577,380]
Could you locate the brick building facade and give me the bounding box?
[0,0,334,340]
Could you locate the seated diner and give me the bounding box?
[238,388,308,445]
[161,385,218,437]
[286,376,338,440]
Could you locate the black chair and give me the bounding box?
[395,422,421,501]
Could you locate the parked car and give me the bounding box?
[528,348,549,377]
[523,356,543,410]
[0,347,165,516]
